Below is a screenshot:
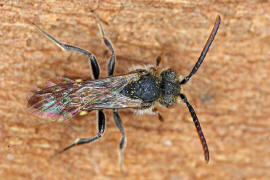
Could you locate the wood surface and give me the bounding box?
[1,0,270,180]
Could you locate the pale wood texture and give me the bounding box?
[1,0,270,180]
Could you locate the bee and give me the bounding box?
[28,14,221,170]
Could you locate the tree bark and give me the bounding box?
[1,0,270,179]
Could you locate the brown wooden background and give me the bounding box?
[1,0,270,180]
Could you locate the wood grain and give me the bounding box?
[1,0,270,180]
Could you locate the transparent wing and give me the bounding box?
[28,73,148,120]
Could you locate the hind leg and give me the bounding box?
[33,23,101,79]
[51,110,106,160]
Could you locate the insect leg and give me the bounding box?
[155,56,161,68]
[94,14,116,76]
[51,110,106,160]
[180,15,221,85]
[157,112,164,122]
[33,23,100,79]
[179,93,209,162]
[153,108,164,122]
[113,109,126,172]
[95,15,126,171]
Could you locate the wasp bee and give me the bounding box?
[28,15,220,169]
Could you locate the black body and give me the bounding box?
[120,69,181,107]
[160,69,181,106]
[120,73,161,103]
[32,15,221,170]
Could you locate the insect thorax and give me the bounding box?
[120,69,181,107]
[120,72,161,103]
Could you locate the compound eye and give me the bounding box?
[161,69,177,81]
[160,95,176,107]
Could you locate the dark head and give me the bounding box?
[121,15,220,162]
[159,69,181,107]
[158,16,221,162]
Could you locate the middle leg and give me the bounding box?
[95,14,128,170]
[113,109,126,172]
[94,14,116,76]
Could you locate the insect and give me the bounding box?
[28,15,220,169]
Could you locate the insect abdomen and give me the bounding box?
[120,73,161,103]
